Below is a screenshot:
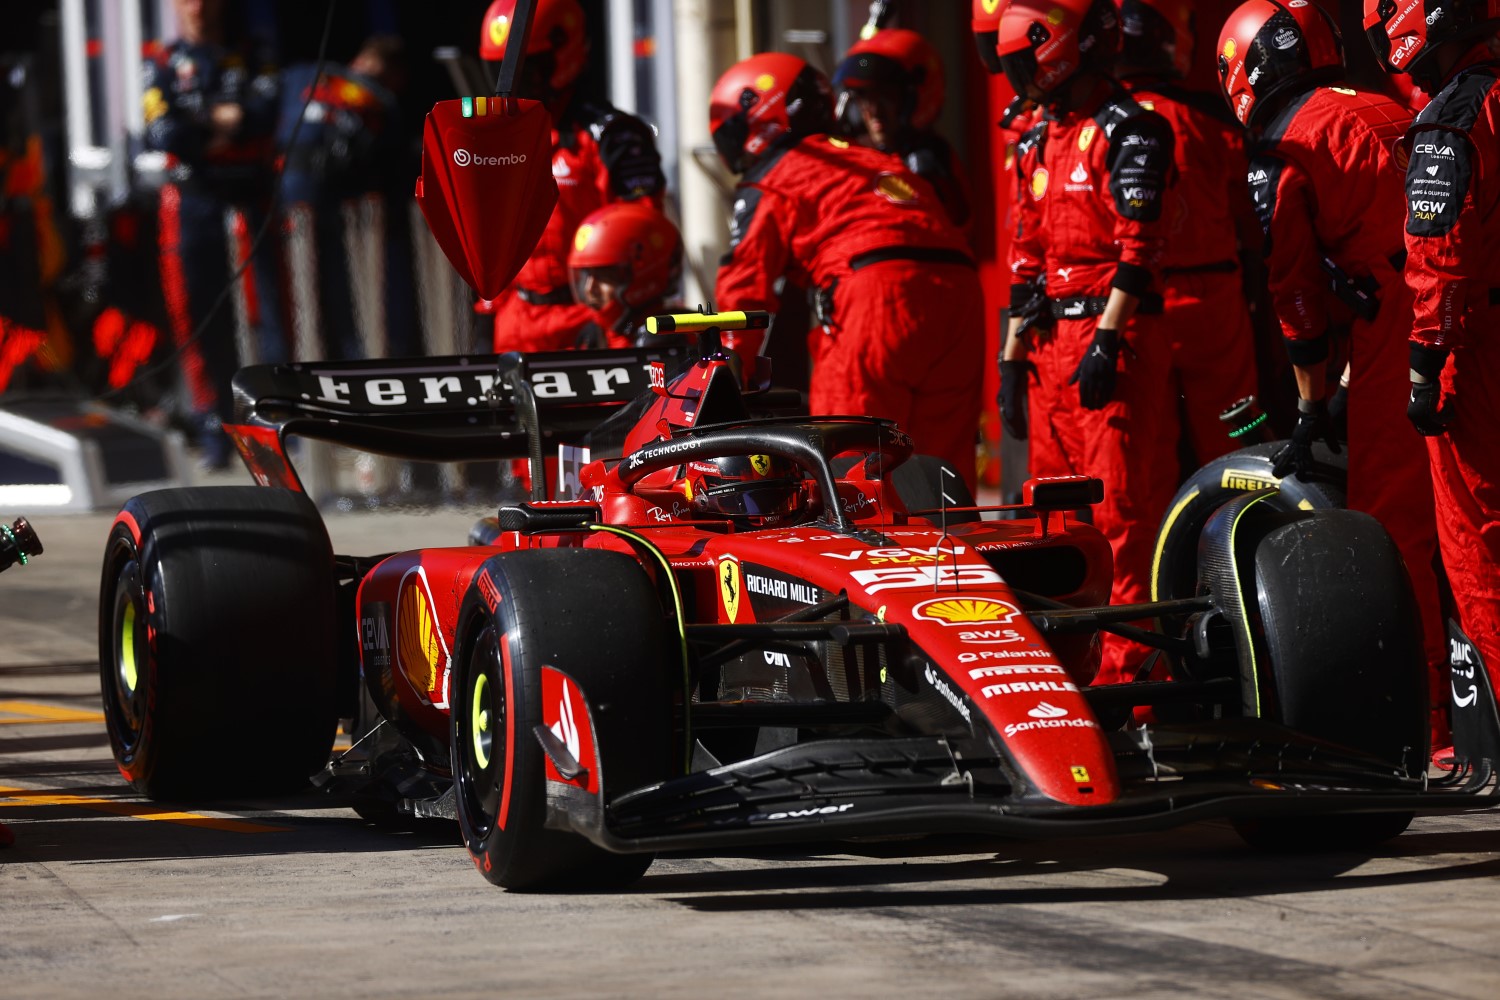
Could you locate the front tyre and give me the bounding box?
[452,548,675,891]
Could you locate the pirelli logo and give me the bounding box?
[1221,469,1278,492]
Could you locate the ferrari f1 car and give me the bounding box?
[98,313,1500,890]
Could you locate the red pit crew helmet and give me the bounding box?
[1217,0,1344,126]
[833,28,946,132]
[710,53,833,173]
[684,455,808,526]
[995,0,1122,103]
[479,0,588,91]
[1118,0,1195,79]
[568,202,683,331]
[973,0,1007,74]
[1363,0,1500,86]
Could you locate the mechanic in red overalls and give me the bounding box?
[710,53,985,488]
[1118,0,1259,466]
[567,201,682,349]
[832,28,972,228]
[990,0,1178,683]
[1219,0,1447,747]
[478,0,665,353]
[1364,0,1500,734]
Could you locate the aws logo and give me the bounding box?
[1411,198,1448,221]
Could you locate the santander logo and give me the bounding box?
[1028,701,1069,719]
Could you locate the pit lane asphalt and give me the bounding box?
[5,482,1500,1000]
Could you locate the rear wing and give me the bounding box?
[224,346,688,492]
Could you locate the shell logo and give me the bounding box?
[1031,166,1050,200]
[828,136,851,148]
[1222,38,1236,60]
[1046,8,1066,27]
[1393,140,1410,171]
[573,224,594,251]
[914,597,1023,627]
[754,73,777,92]
[397,568,451,708]
[982,0,1001,13]
[489,15,510,50]
[876,173,918,204]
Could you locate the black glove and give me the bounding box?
[1408,343,1453,436]
[998,359,1033,440]
[1068,327,1120,410]
[596,114,664,199]
[1271,398,1342,479]
[1326,383,1348,443]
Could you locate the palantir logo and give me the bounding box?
[453,148,472,166]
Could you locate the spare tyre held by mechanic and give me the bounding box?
[832,28,973,228]
[992,0,1179,683]
[478,0,666,353]
[710,53,985,489]
[567,201,683,349]
[1220,0,1446,744]
[1117,0,1259,466]
[1365,0,1500,723]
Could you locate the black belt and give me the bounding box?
[517,286,575,306]
[1162,259,1238,276]
[1048,292,1163,318]
[849,246,975,272]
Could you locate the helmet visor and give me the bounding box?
[698,478,802,519]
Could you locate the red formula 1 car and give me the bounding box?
[98,314,1500,890]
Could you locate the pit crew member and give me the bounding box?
[1220,0,1446,744]
[710,53,984,487]
[832,28,972,227]
[991,0,1178,682]
[1364,0,1500,725]
[567,201,683,348]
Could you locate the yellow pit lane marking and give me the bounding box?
[0,700,106,725]
[0,785,291,834]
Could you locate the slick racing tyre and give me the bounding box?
[452,548,675,891]
[99,487,340,799]
[1198,502,1423,851]
[1152,440,1344,602]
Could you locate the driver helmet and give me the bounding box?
[995,0,1122,104]
[568,203,683,333]
[683,454,808,526]
[1363,0,1500,89]
[1217,0,1344,127]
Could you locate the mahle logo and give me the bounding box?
[453,148,528,167]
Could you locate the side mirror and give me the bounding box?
[415,96,558,299]
[1023,475,1104,511]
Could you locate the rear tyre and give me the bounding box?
[98,487,339,799]
[452,549,674,891]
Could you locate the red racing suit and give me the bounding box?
[1126,80,1258,465]
[1401,50,1500,715]
[492,101,664,352]
[1249,85,1445,717]
[715,134,984,486]
[1009,84,1177,683]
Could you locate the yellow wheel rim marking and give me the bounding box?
[472,673,492,771]
[120,601,139,694]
